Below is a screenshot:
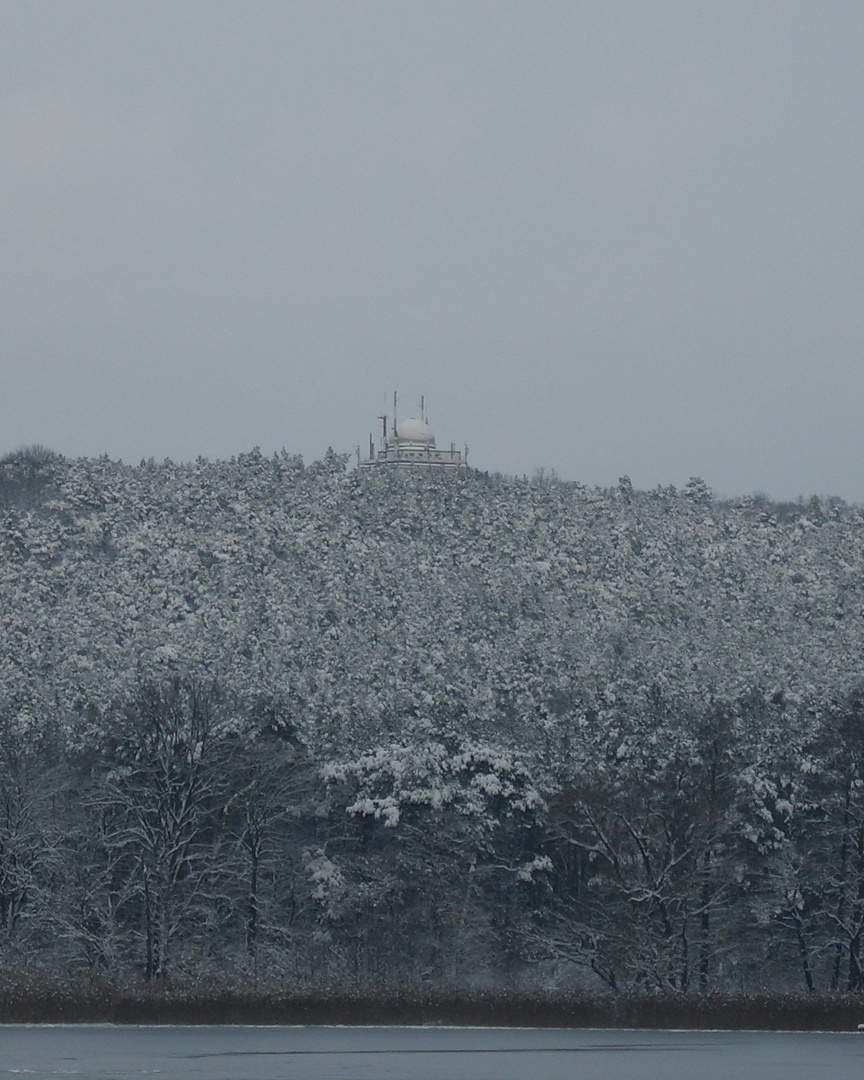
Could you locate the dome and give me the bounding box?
[395,417,435,445]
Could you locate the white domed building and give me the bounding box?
[362,396,465,469]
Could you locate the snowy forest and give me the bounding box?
[2,445,864,999]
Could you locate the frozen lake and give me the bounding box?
[0,1024,861,1080]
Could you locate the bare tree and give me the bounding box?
[90,679,236,979]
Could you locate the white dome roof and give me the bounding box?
[395,417,435,444]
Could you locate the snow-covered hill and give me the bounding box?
[1,449,860,749]
[2,447,863,994]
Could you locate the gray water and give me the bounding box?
[0,1025,861,1080]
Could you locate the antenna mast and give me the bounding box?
[393,391,398,437]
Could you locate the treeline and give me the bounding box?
[3,447,864,997]
[2,676,863,995]
[2,446,864,760]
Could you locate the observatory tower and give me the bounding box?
[361,394,465,469]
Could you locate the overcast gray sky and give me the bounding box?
[1,2,862,499]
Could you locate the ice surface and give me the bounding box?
[0,1025,860,1080]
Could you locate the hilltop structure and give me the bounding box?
[361,394,465,469]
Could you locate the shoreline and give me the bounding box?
[0,988,861,1032]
